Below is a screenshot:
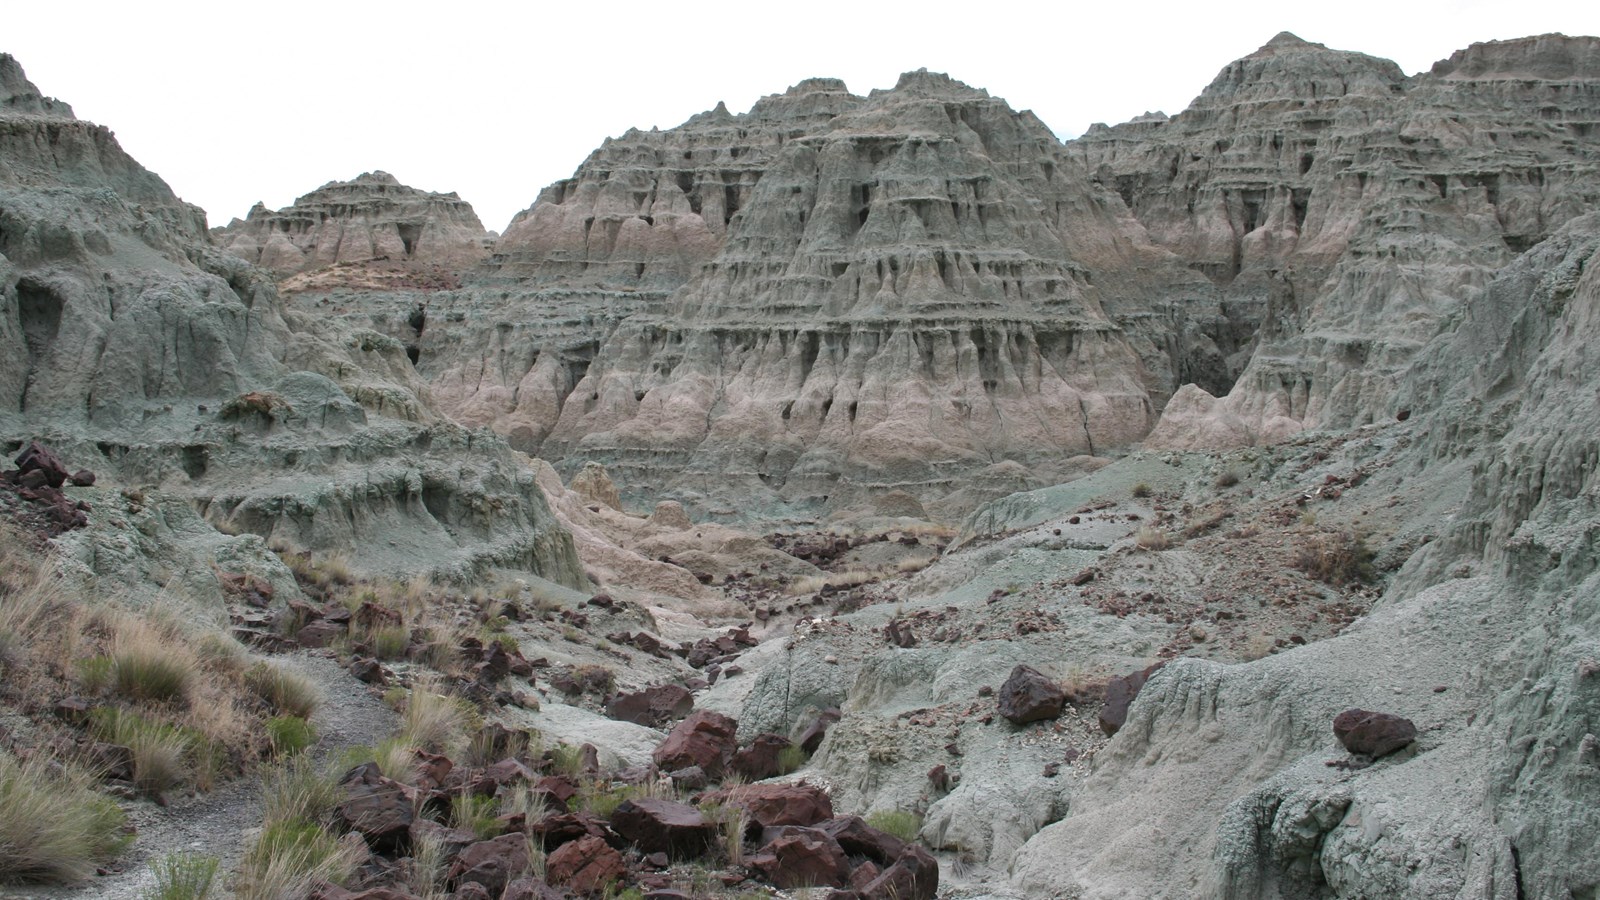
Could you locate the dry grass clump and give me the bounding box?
[789,568,879,596]
[90,708,197,800]
[895,556,933,575]
[403,829,451,899]
[0,749,130,884]
[399,681,478,755]
[234,820,358,900]
[1135,526,1170,551]
[1294,531,1375,586]
[245,662,322,719]
[109,617,202,705]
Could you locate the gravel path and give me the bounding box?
[7,652,397,900]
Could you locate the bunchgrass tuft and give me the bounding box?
[400,683,476,754]
[866,808,923,843]
[0,749,130,883]
[266,716,317,758]
[235,818,357,900]
[110,624,197,705]
[245,662,321,719]
[260,756,342,829]
[451,793,502,840]
[142,851,219,900]
[90,708,193,799]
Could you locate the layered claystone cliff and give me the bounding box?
[216,171,492,288]
[422,71,1215,516]
[0,56,581,585]
[1116,33,1600,447]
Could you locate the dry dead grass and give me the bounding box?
[400,680,477,755]
[789,568,879,596]
[1136,526,1171,551]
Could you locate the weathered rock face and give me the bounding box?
[1118,33,1600,448]
[216,171,492,288]
[1010,212,1600,899]
[0,56,583,586]
[423,70,1207,517]
[0,55,286,426]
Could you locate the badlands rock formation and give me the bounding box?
[298,34,1600,518]
[1115,33,1600,447]
[0,55,580,585]
[216,171,492,291]
[400,72,1221,517]
[4,29,1600,900]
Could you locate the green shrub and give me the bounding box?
[866,809,923,843]
[266,716,317,758]
[142,851,219,900]
[1131,482,1152,499]
[0,749,130,883]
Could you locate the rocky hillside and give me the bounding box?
[215,171,493,292]
[338,72,1215,520]
[4,29,1600,900]
[0,54,580,585]
[283,34,1600,525]
[1123,33,1600,447]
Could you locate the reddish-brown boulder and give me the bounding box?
[749,827,850,889]
[1333,709,1418,757]
[473,758,538,796]
[296,620,346,649]
[712,782,834,827]
[859,844,939,899]
[526,812,609,851]
[529,775,580,811]
[606,684,694,727]
[15,441,68,488]
[545,834,626,894]
[449,833,530,896]
[409,820,478,862]
[609,797,717,857]
[653,709,739,777]
[997,665,1065,725]
[817,816,907,865]
[732,732,794,781]
[1100,662,1166,736]
[337,763,414,854]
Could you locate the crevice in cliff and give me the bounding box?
[17,277,63,411]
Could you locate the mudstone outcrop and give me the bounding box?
[3,28,1600,900]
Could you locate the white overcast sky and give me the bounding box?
[7,0,1597,232]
